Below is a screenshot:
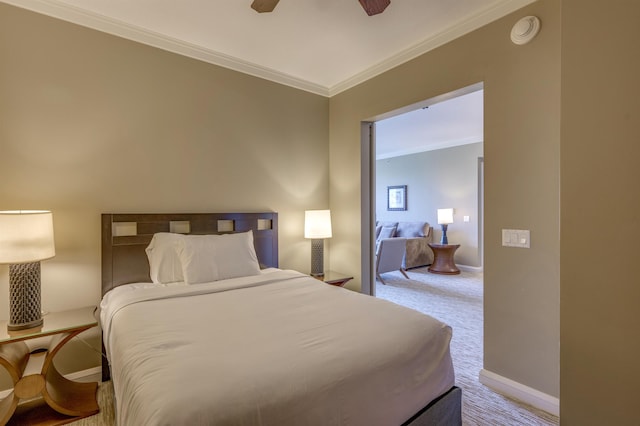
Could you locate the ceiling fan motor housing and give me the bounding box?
[359,0,391,16]
[251,0,280,13]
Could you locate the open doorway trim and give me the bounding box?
[360,121,375,296]
[360,82,484,295]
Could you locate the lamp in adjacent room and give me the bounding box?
[0,210,55,331]
[437,208,454,245]
[304,210,332,277]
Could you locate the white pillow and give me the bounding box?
[177,231,261,284]
[145,233,185,284]
[215,231,261,280]
[176,234,220,284]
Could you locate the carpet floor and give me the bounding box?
[72,268,559,426]
[375,267,559,426]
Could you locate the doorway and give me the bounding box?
[361,82,484,296]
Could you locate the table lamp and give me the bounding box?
[0,210,55,330]
[437,208,454,245]
[304,210,332,277]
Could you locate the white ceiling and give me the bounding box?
[376,88,484,159]
[3,0,535,96]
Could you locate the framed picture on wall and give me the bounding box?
[387,185,407,211]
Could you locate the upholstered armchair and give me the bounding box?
[375,237,410,285]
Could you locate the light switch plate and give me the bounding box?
[502,229,530,248]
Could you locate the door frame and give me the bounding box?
[360,82,484,295]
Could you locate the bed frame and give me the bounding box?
[101,212,278,382]
[100,212,461,426]
[101,212,279,295]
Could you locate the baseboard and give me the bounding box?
[457,264,483,273]
[0,366,102,399]
[479,369,559,417]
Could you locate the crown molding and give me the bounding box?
[2,0,536,98]
[1,0,330,96]
[328,0,537,96]
[376,136,483,161]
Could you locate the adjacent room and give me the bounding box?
[373,86,484,280]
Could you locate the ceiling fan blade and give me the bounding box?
[358,0,391,16]
[251,0,280,13]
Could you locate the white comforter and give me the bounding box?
[100,269,454,426]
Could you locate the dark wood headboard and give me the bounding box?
[101,212,278,296]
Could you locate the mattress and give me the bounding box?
[100,269,455,426]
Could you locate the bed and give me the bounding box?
[100,212,461,425]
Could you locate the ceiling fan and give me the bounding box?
[251,0,391,16]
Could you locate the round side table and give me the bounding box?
[428,243,461,275]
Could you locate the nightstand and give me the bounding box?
[314,271,354,287]
[0,306,100,425]
[428,243,461,275]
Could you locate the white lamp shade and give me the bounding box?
[0,210,55,263]
[437,208,454,225]
[304,210,332,239]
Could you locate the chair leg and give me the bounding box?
[376,273,387,285]
[400,268,409,279]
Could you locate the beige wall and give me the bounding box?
[561,1,640,424]
[0,3,329,381]
[330,0,561,400]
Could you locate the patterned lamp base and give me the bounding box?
[310,239,325,277]
[8,262,43,331]
[440,224,449,245]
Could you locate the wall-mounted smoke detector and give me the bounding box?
[510,16,541,45]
